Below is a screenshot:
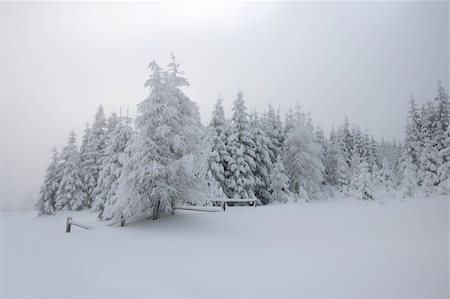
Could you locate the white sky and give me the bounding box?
[0,1,448,210]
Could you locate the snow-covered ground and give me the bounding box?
[1,196,448,299]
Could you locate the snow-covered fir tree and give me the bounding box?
[351,161,375,200]
[419,144,440,195]
[338,116,354,169]
[262,103,284,163]
[314,125,327,185]
[108,56,206,219]
[351,126,365,166]
[377,138,400,174]
[249,111,272,204]
[401,156,418,197]
[367,134,379,173]
[82,105,107,207]
[90,112,121,215]
[55,131,86,211]
[306,112,314,132]
[106,112,120,137]
[419,101,440,194]
[391,139,403,186]
[437,126,450,191]
[432,81,449,153]
[298,186,310,202]
[283,126,325,199]
[350,129,364,181]
[377,158,394,190]
[325,127,347,187]
[336,117,353,193]
[404,96,423,167]
[210,96,227,129]
[92,116,134,219]
[324,127,338,185]
[293,101,307,128]
[349,150,362,187]
[207,96,230,196]
[224,89,257,199]
[284,106,295,133]
[398,96,421,194]
[294,101,312,127]
[204,169,226,199]
[102,112,120,151]
[79,123,91,163]
[275,108,285,151]
[36,148,62,215]
[269,158,292,204]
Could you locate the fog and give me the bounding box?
[0,1,448,210]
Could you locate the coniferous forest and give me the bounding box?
[3,2,448,297]
[35,55,450,219]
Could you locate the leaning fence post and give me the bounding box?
[120,215,126,227]
[222,201,226,211]
[66,217,72,233]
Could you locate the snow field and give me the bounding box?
[1,196,448,299]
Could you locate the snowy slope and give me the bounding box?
[1,196,448,299]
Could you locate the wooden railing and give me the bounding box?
[66,216,126,233]
[65,201,227,233]
[65,198,258,233]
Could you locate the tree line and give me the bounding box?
[36,55,450,219]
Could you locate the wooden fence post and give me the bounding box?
[65,217,72,233]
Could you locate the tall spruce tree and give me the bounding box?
[79,123,91,164]
[368,135,380,173]
[105,112,120,138]
[262,103,284,163]
[432,81,449,152]
[437,126,450,190]
[339,116,354,168]
[284,107,295,133]
[250,111,272,204]
[377,158,394,190]
[283,126,325,198]
[314,125,327,185]
[404,96,422,166]
[336,117,353,193]
[207,96,230,196]
[398,96,421,194]
[269,158,292,203]
[275,108,285,151]
[419,101,440,194]
[401,156,418,197]
[36,148,62,215]
[82,105,107,207]
[92,117,134,219]
[325,127,346,186]
[224,89,257,199]
[55,131,86,211]
[351,161,375,200]
[108,56,206,219]
[293,101,307,128]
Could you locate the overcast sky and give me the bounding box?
[0,1,448,210]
